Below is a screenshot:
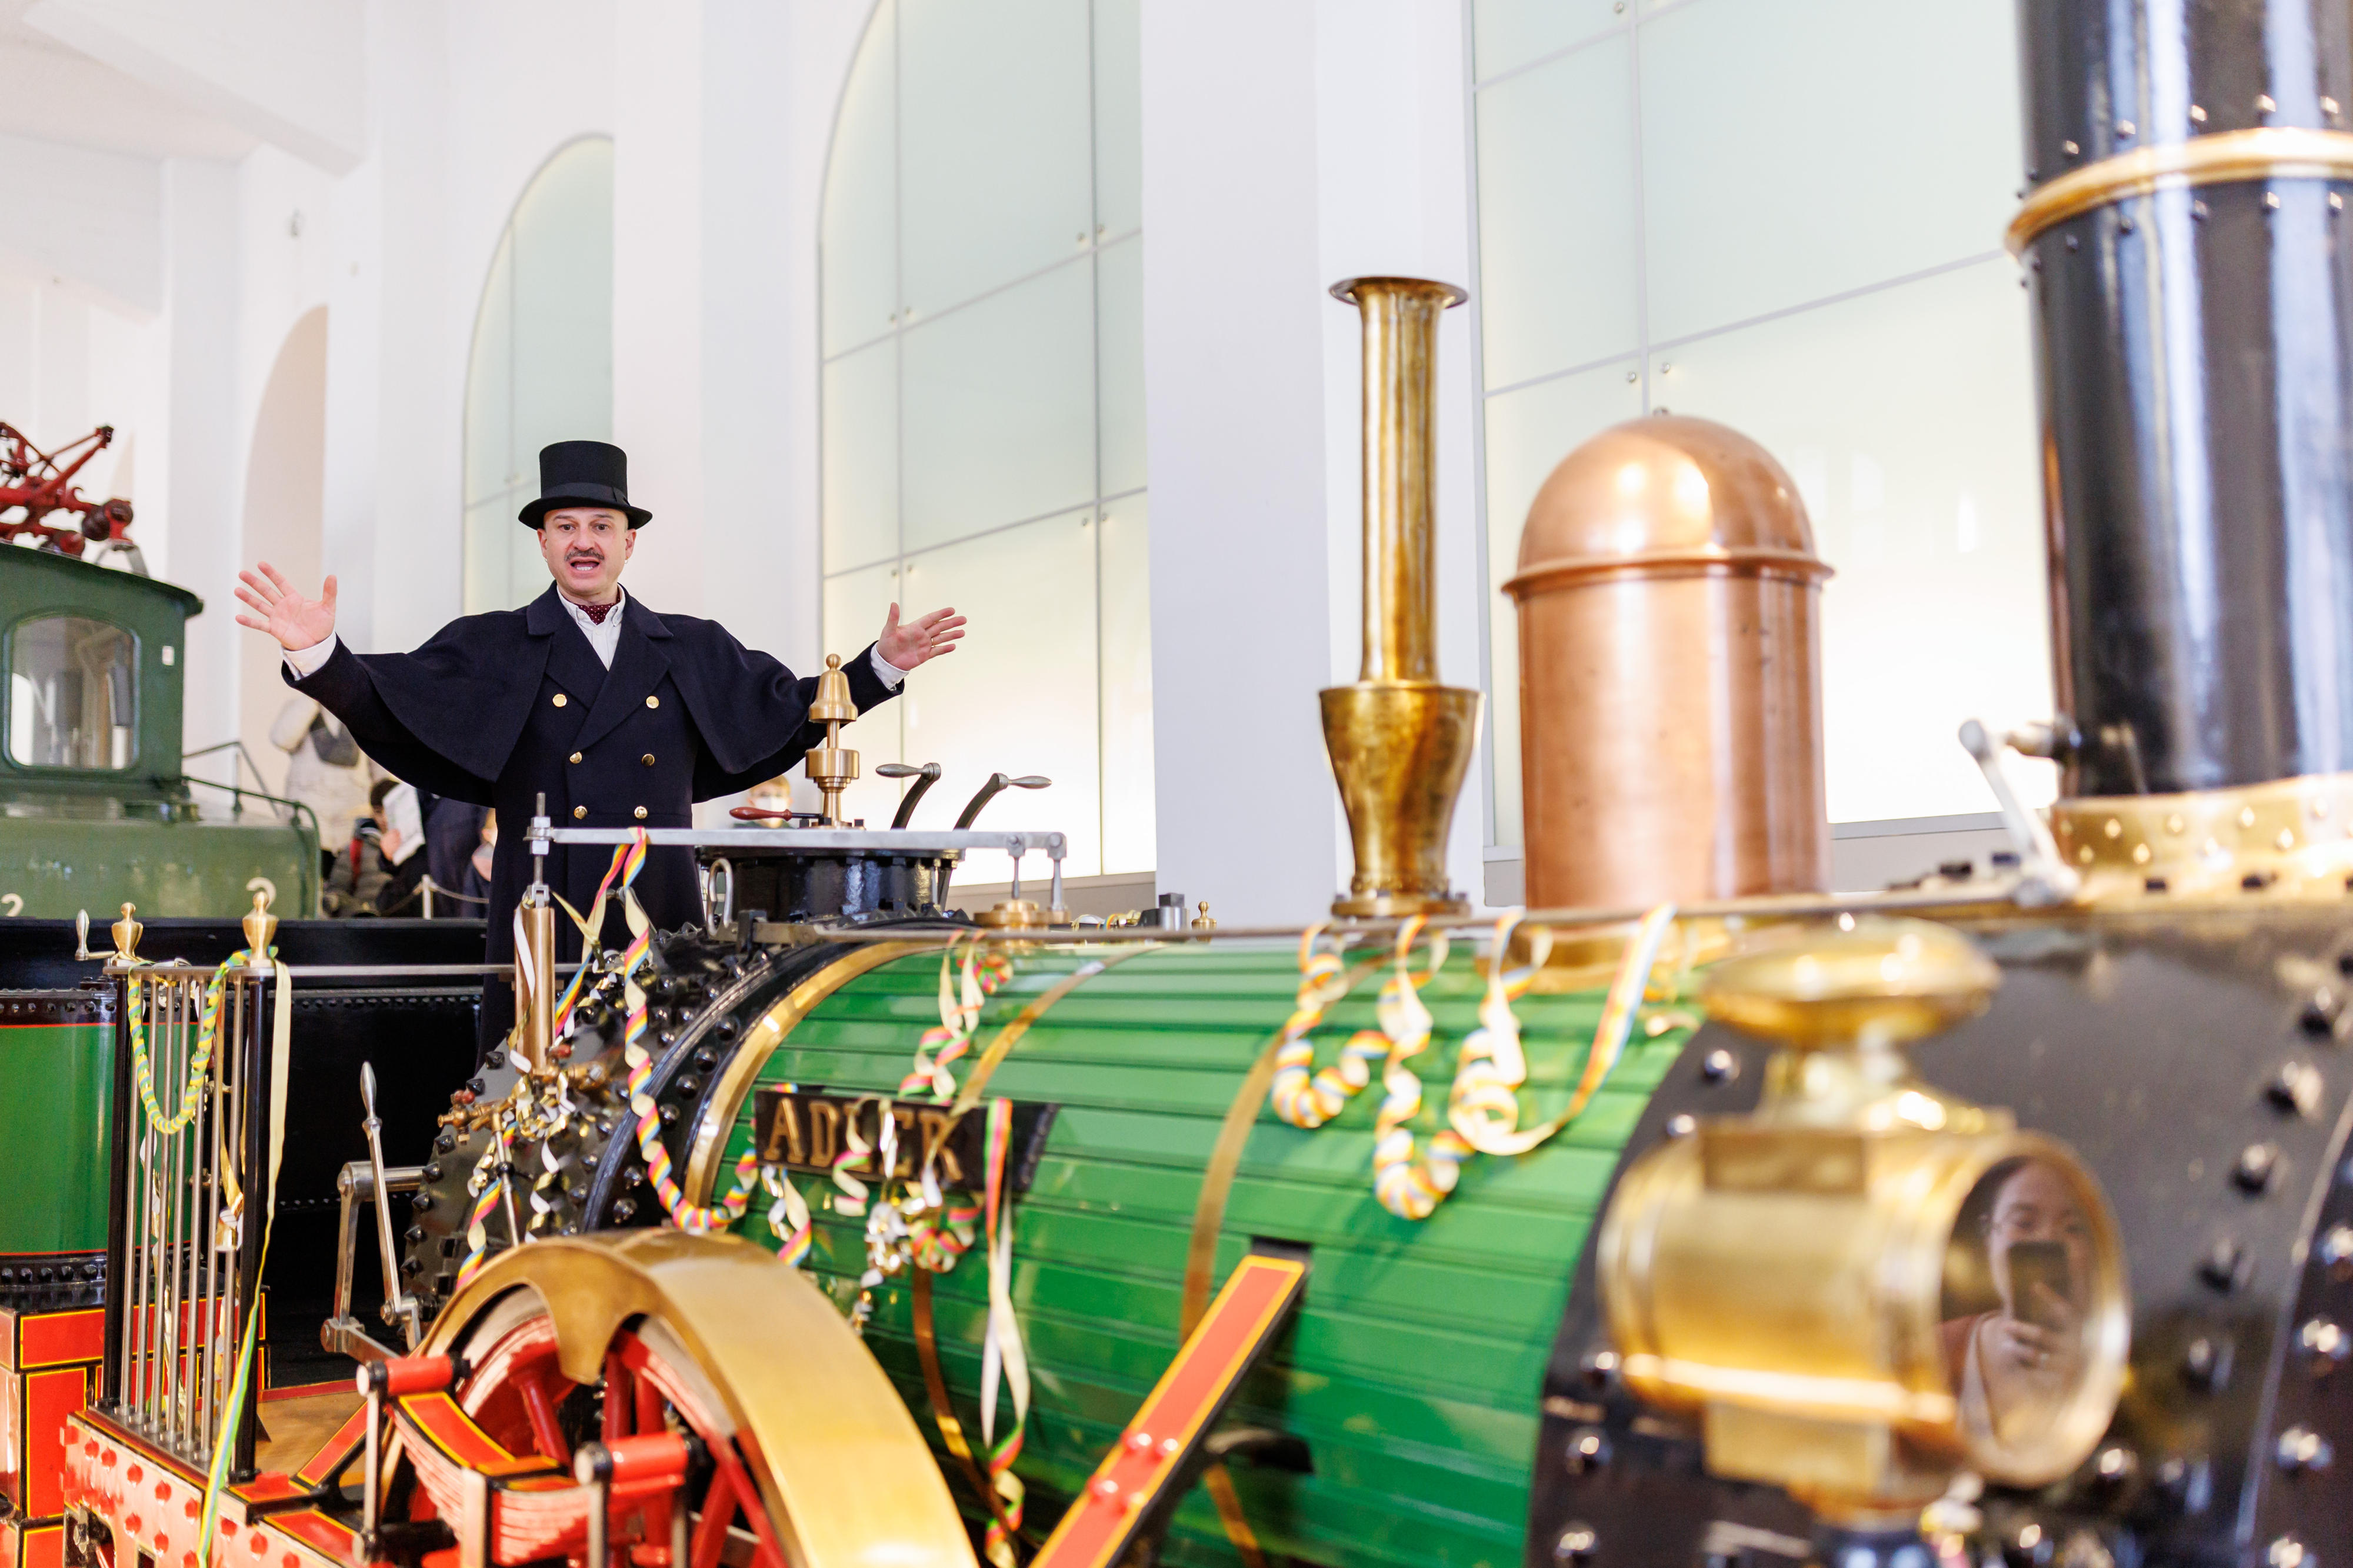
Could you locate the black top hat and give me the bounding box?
[517,440,652,528]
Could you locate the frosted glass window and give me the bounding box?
[1471,0,1622,81]
[1638,0,2021,345]
[1096,235,1146,498]
[1481,361,1644,849]
[1648,259,2047,823]
[901,262,1096,552]
[821,0,1149,882]
[822,0,897,354]
[1474,35,1641,391]
[1099,497,1153,875]
[462,138,614,613]
[822,341,898,572]
[1469,1,2038,845]
[899,0,1092,314]
[902,512,1101,882]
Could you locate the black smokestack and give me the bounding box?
[2019,0,2353,798]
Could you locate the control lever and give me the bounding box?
[359,1062,423,1349]
[876,762,942,829]
[955,773,1050,829]
[1958,719,2081,907]
[729,805,824,825]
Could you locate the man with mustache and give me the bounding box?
[236,439,964,1053]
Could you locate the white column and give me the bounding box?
[1139,0,1339,925]
[162,156,244,774]
[611,0,706,617]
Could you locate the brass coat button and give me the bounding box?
[634,806,648,820]
[553,693,568,708]
[569,752,583,764]
[572,805,586,820]
[642,753,656,766]
[645,695,659,709]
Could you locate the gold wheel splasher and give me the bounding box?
[1597,917,2129,1527]
[1321,276,1480,919]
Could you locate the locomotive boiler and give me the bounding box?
[32,2,2353,1568]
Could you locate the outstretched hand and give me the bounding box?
[234,562,338,652]
[877,602,966,673]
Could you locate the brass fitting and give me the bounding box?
[514,897,557,1075]
[805,654,861,826]
[1322,276,1479,919]
[1597,918,2128,1523]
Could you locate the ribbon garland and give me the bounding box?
[976,1098,1029,1568]
[126,949,268,1135]
[902,934,1014,1101]
[1265,906,1682,1220]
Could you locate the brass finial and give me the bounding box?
[1699,916,1998,1052]
[111,902,142,963]
[806,653,861,826]
[1191,901,1218,930]
[242,885,277,966]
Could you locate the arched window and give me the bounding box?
[819,0,1147,882]
[462,137,615,613]
[1469,1,2045,846]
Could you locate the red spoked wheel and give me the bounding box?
[385,1230,973,1568]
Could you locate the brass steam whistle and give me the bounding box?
[806,653,860,827]
[1323,276,1479,918]
[515,793,558,1073]
[1596,918,2128,1526]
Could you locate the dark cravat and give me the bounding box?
[575,599,618,625]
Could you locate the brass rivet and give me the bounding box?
[2166,813,2186,835]
[572,806,586,820]
[2078,845,2095,865]
[553,693,568,708]
[646,695,659,709]
[2317,798,2332,819]
[2279,828,2297,851]
[2104,817,2123,839]
[569,752,582,764]
[2132,843,2152,865]
[642,753,656,766]
[634,806,648,820]
[2241,806,2259,829]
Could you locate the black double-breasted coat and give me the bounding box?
[286,585,895,1048]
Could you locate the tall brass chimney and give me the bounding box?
[1322,276,1479,919]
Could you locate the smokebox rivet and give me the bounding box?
[2117,120,2135,138]
[2267,191,2284,210]
[1701,1048,1738,1083]
[2103,818,2122,839]
[2165,813,2185,835]
[2299,1316,2347,1371]
[1666,1113,1696,1138]
[2327,96,2342,118]
[2063,139,2081,156]
[2269,1539,2308,1568]
[2275,1427,2332,1473]
[2065,233,2081,252]
[2334,194,2347,215]
[2259,94,2278,115]
[1554,1524,1598,1564]
[2234,1143,2280,1193]
[2190,104,2208,124]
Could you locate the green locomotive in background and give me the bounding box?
[0,545,316,920]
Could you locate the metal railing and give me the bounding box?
[98,952,274,1475]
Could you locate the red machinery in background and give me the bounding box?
[1,423,141,573]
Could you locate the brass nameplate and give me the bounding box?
[751,1087,1058,1193]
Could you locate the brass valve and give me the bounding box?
[1597,918,2128,1524]
[805,654,861,827]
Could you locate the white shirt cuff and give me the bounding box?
[283,633,340,679]
[869,646,907,689]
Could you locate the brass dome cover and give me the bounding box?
[1506,414,1830,599]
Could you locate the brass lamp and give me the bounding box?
[1597,918,2128,1524]
[1322,276,1479,919]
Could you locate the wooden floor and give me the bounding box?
[255,1386,363,1476]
